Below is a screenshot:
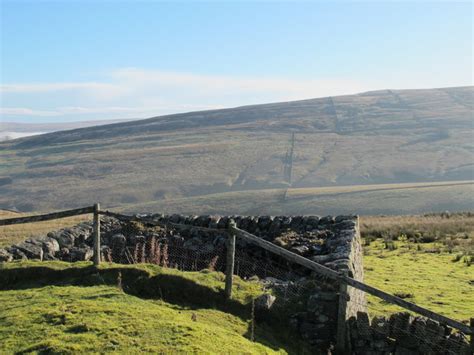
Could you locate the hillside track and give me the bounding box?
[286,180,474,201]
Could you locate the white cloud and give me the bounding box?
[1,82,130,102]
[0,105,228,118]
[0,69,374,122]
[0,107,58,116]
[110,68,368,99]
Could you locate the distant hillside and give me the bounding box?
[0,86,473,214]
[0,119,134,141]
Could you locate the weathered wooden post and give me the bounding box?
[336,273,348,354]
[470,318,474,353]
[93,203,101,266]
[225,219,237,300]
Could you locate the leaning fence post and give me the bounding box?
[336,272,348,354]
[225,219,237,300]
[93,203,101,266]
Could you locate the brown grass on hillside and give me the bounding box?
[0,210,91,248]
[360,212,474,254]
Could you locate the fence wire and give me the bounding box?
[97,221,325,350]
[1,212,471,354]
[98,218,472,354]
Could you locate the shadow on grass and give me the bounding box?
[0,265,248,317]
[0,264,311,353]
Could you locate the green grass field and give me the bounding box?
[363,239,473,323]
[361,213,473,323]
[0,262,304,354]
[1,212,473,351]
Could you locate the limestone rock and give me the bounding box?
[290,245,309,256]
[0,249,13,262]
[371,315,389,339]
[111,233,127,260]
[55,230,76,248]
[42,237,60,255]
[111,233,127,247]
[208,216,220,229]
[217,216,229,229]
[57,247,70,260]
[8,247,27,260]
[43,252,57,260]
[255,293,276,311]
[69,246,93,261]
[257,216,273,229]
[14,241,43,260]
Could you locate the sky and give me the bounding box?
[0,0,472,124]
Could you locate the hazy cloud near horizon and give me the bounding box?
[1,68,369,123]
[2,68,471,124]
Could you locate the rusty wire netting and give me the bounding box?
[1,209,472,354]
[101,223,228,272]
[98,221,322,348]
[99,218,472,355]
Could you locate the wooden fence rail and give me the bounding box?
[0,204,101,266]
[1,207,472,340]
[229,225,473,336]
[0,206,95,226]
[86,210,474,336]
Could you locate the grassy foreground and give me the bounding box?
[361,213,473,323]
[363,239,473,323]
[0,262,299,354]
[1,212,472,337]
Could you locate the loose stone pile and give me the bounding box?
[0,217,121,263]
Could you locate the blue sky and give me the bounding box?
[1,1,472,123]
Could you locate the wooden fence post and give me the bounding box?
[470,318,474,353]
[336,273,348,354]
[225,219,236,300]
[93,203,101,266]
[229,225,472,335]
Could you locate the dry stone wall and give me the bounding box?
[348,311,471,354]
[0,213,365,351]
[152,213,366,350]
[1,213,469,354]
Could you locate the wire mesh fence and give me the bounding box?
[95,219,327,349]
[0,208,472,354]
[98,217,472,354]
[101,223,227,271]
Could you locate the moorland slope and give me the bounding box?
[0,86,472,214]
